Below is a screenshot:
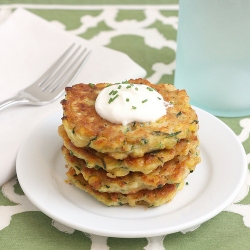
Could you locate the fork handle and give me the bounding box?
[0,95,29,111]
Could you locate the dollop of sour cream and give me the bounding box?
[95,82,173,126]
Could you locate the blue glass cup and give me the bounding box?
[175,0,250,117]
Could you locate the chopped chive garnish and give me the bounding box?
[126,98,129,102]
[109,90,118,95]
[108,94,119,104]
[126,85,132,89]
[142,99,148,103]
[88,83,95,88]
[118,85,122,89]
[112,94,119,102]
[146,87,153,91]
[105,83,112,88]
[157,97,161,100]
[132,106,137,109]
[135,87,138,91]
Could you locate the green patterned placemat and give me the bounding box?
[0,2,249,249]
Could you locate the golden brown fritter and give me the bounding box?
[62,144,200,194]
[58,124,199,177]
[61,78,199,159]
[66,167,182,207]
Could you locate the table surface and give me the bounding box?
[0,1,250,249]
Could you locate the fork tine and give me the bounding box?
[50,49,91,93]
[41,45,85,91]
[37,43,76,87]
[0,43,91,111]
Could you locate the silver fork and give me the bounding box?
[0,43,91,111]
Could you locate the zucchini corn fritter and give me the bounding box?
[59,78,201,207]
[61,78,199,159]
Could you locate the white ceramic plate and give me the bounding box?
[16,107,247,238]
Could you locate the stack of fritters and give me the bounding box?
[58,78,201,207]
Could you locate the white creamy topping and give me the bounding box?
[95,82,173,126]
